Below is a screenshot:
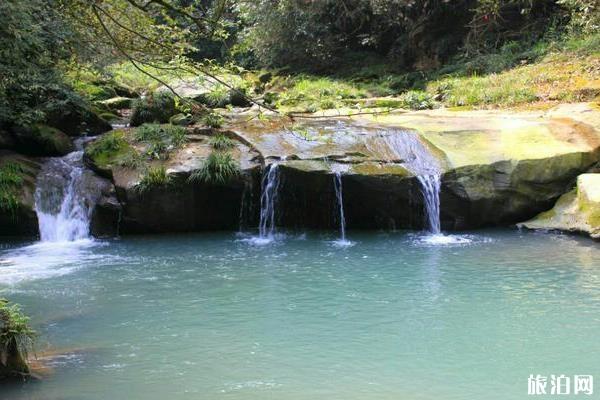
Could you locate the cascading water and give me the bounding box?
[416,174,441,234]
[258,163,280,239]
[332,172,349,244]
[371,131,442,233]
[34,144,92,242]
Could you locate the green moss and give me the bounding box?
[86,131,131,168]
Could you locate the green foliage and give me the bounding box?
[133,123,187,160]
[116,150,144,169]
[87,131,127,158]
[0,298,36,367]
[202,113,225,128]
[130,92,176,127]
[399,91,436,110]
[0,0,78,126]
[136,166,171,192]
[558,0,600,32]
[208,134,236,150]
[205,86,231,108]
[0,162,24,215]
[189,152,240,185]
[277,77,366,112]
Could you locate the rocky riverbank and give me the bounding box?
[2,102,599,240]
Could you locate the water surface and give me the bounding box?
[1,230,599,400]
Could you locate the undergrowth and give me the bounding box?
[0,298,36,370]
[189,152,240,184]
[208,133,236,150]
[0,162,25,215]
[136,165,172,192]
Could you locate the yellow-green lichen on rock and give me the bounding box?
[519,174,600,240]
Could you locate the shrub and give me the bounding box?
[130,91,176,127]
[205,86,231,108]
[202,113,224,128]
[136,166,171,192]
[0,298,36,376]
[399,91,436,110]
[208,134,236,150]
[189,152,240,184]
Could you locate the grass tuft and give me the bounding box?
[189,152,240,184]
[136,166,172,192]
[209,134,236,150]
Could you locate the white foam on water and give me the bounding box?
[330,239,356,248]
[0,240,102,285]
[238,232,287,246]
[411,233,492,247]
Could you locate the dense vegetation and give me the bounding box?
[1,0,599,135]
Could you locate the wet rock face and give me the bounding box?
[81,170,122,238]
[439,152,600,229]
[117,170,260,233]
[72,103,600,235]
[272,164,423,230]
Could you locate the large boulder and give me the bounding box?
[45,102,112,136]
[10,125,74,156]
[355,104,600,228]
[85,128,262,233]
[518,174,600,240]
[83,103,600,234]
[229,102,600,230]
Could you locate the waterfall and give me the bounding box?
[34,148,92,242]
[372,130,442,233]
[416,174,441,234]
[258,163,280,238]
[333,172,347,242]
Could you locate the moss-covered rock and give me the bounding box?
[0,152,40,236]
[519,174,600,240]
[11,124,74,156]
[45,101,112,136]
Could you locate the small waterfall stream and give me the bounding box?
[374,131,442,233]
[333,172,347,243]
[416,174,441,234]
[34,144,92,242]
[258,163,280,239]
